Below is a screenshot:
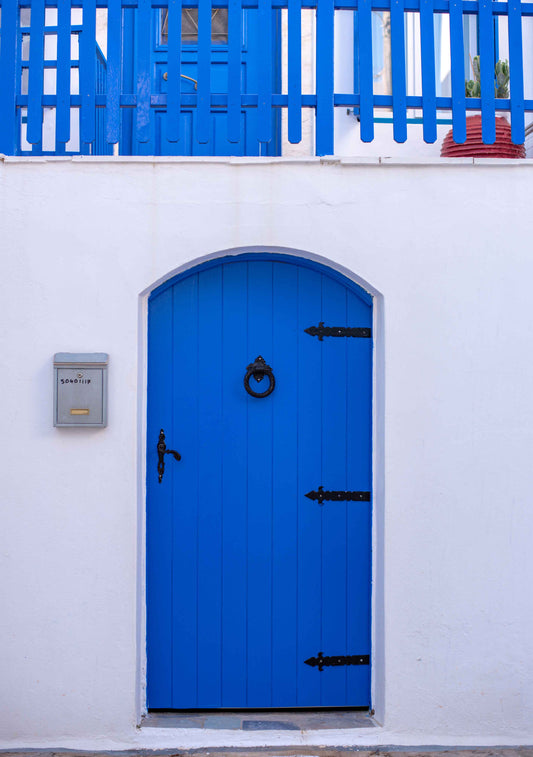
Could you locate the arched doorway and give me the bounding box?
[146,253,372,708]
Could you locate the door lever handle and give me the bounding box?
[157,428,181,483]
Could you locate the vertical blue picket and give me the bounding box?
[296,266,323,706]
[227,0,242,143]
[246,261,274,706]
[315,0,334,154]
[419,0,437,143]
[56,0,72,145]
[166,0,182,143]
[170,274,200,708]
[345,289,372,705]
[0,0,19,154]
[508,0,525,145]
[135,0,151,143]
[320,277,348,705]
[197,0,212,143]
[197,267,224,707]
[449,0,466,143]
[478,0,496,143]
[258,0,273,143]
[146,287,174,707]
[358,0,374,142]
[221,262,248,706]
[27,0,46,145]
[79,0,97,145]
[390,0,407,142]
[106,0,122,145]
[288,0,302,143]
[271,263,299,706]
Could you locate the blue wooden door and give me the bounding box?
[123,8,281,156]
[146,255,372,708]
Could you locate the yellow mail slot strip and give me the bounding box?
[70,409,90,416]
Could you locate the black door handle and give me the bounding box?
[157,428,181,483]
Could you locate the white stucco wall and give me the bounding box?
[1,155,533,750]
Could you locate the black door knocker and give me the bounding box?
[244,355,276,398]
[157,428,181,483]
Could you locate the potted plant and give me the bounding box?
[440,56,525,158]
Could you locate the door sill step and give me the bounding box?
[141,709,375,730]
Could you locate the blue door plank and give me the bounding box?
[0,0,19,154]
[358,0,374,143]
[221,262,249,706]
[170,274,200,708]
[420,0,437,143]
[80,0,97,145]
[478,0,496,143]
[196,266,224,707]
[106,0,123,145]
[287,0,302,143]
[508,0,525,145]
[271,263,299,706]
[246,261,274,706]
[390,0,407,142]
[320,276,348,705]
[345,289,372,705]
[449,0,466,143]
[296,266,323,706]
[146,287,175,708]
[56,0,72,144]
[27,0,46,145]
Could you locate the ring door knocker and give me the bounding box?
[157,428,181,483]
[244,355,276,398]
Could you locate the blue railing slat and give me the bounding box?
[197,0,212,143]
[166,0,183,142]
[449,0,466,143]
[227,0,243,142]
[390,0,407,142]
[0,0,19,154]
[478,0,496,143]
[288,0,302,143]
[135,0,152,143]
[420,0,437,143]
[357,0,374,142]
[80,0,97,144]
[258,0,273,143]
[27,0,46,145]
[56,0,72,144]
[315,0,335,154]
[106,0,123,143]
[508,0,525,145]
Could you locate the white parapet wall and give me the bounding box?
[1,155,533,749]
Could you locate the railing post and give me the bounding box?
[315,0,335,155]
[0,0,19,155]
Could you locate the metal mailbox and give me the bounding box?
[53,353,109,427]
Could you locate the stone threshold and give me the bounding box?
[141,709,374,731]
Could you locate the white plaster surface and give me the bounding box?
[1,157,533,749]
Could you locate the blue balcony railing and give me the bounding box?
[0,0,531,156]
